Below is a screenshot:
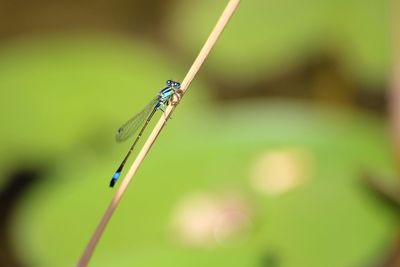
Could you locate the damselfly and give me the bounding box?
[109,80,182,187]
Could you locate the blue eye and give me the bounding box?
[174,82,181,88]
[166,80,172,86]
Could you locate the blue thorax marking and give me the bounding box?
[159,87,175,102]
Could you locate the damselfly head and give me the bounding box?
[166,80,181,89]
[173,81,181,89]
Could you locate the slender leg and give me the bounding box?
[172,90,183,106]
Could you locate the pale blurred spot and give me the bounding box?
[250,148,314,196]
[170,192,251,247]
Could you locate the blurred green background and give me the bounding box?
[0,0,397,267]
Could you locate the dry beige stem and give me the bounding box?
[77,1,241,266]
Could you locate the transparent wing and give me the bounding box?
[115,98,158,142]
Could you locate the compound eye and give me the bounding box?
[166,80,172,86]
[174,82,181,89]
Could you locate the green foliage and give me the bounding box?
[0,0,395,265]
[168,0,390,86]
[6,62,397,267]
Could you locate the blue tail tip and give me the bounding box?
[110,172,120,188]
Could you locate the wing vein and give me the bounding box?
[115,97,159,142]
